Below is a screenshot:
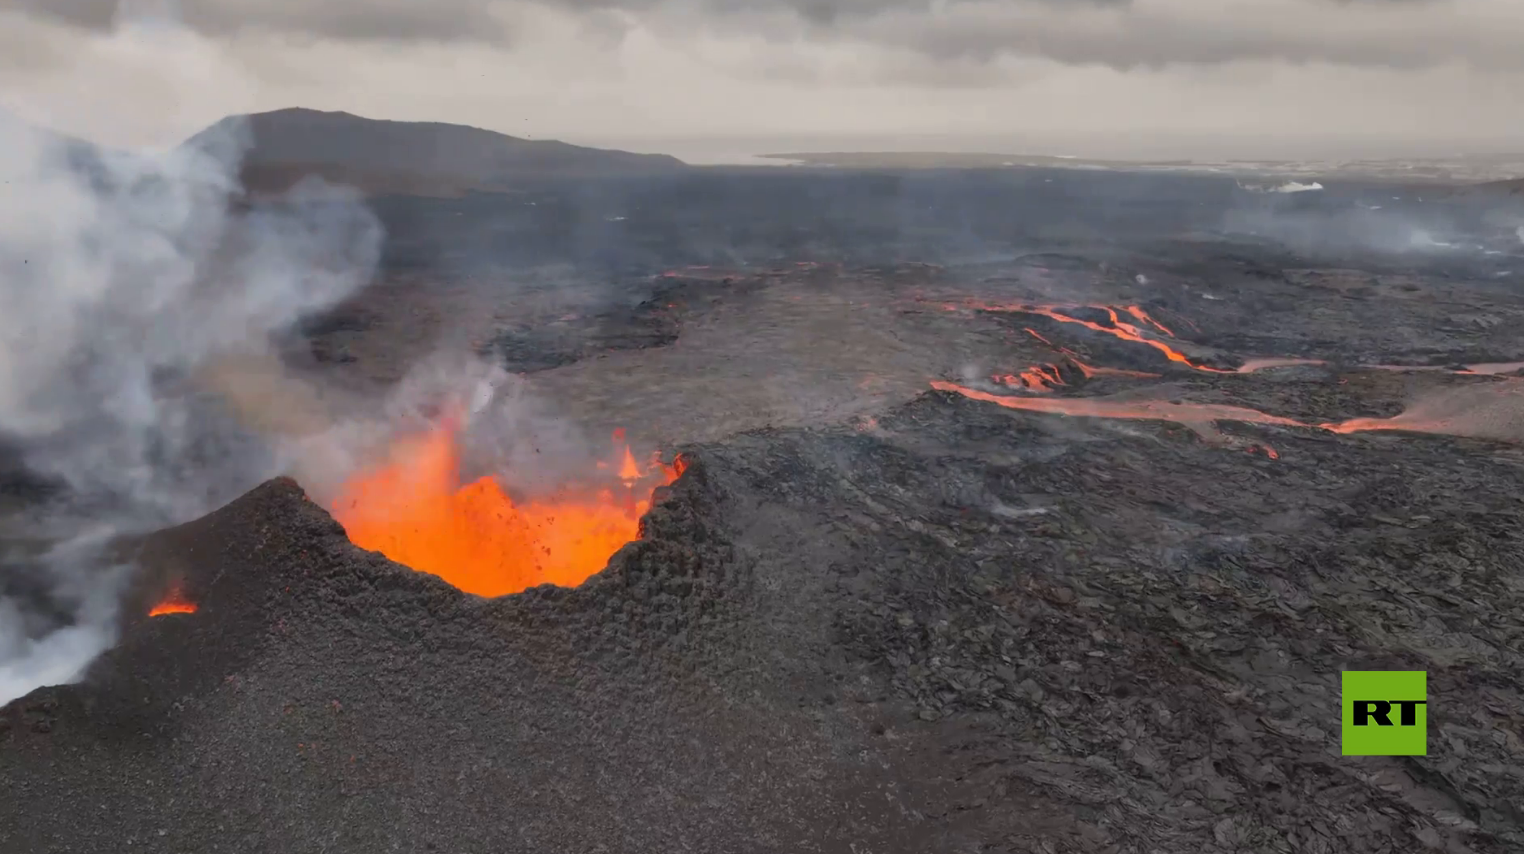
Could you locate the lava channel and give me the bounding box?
[331,426,684,597]
[952,301,1230,372]
[993,363,1068,393]
[933,378,1524,444]
[932,381,1308,429]
[956,301,1326,376]
[992,327,1164,393]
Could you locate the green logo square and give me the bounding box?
[1341,670,1427,756]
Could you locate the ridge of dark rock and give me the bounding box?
[185,107,688,196]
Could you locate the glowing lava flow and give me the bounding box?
[1317,382,1524,442]
[1020,304,1227,371]
[992,327,1164,393]
[938,297,1524,443]
[332,427,684,597]
[994,364,1067,393]
[1236,358,1327,373]
[934,378,1524,445]
[932,381,1308,428]
[148,584,198,617]
[953,301,1232,372]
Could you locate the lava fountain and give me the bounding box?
[331,425,685,597]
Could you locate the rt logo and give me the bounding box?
[1341,670,1427,756]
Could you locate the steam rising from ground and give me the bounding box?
[1238,181,1323,194]
[1220,194,1512,258]
[0,114,382,705]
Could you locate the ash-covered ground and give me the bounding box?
[5,169,1524,853]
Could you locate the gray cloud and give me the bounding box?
[2,0,1509,73]
[658,0,1130,28]
[837,3,1498,71]
[3,0,511,43]
[1,0,1520,157]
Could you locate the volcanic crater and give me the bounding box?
[6,174,1524,853]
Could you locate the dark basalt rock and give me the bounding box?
[3,385,1523,853]
[7,167,1524,853]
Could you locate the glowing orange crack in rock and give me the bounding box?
[956,302,1328,377]
[932,381,1308,428]
[939,298,1510,439]
[932,380,1518,442]
[993,328,1164,394]
[331,427,684,598]
[993,364,1067,393]
[948,301,1230,372]
[149,584,198,617]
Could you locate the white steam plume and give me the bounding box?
[0,111,382,705]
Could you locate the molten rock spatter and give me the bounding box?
[148,584,197,617]
[330,427,683,597]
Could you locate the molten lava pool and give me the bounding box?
[331,426,683,597]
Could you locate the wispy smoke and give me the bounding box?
[1217,187,1521,259]
[0,112,382,705]
[1237,180,1325,195]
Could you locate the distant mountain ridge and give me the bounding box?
[186,108,688,197]
[1471,177,1524,196]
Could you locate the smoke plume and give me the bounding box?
[0,111,382,705]
[1217,187,1520,259]
[277,350,608,510]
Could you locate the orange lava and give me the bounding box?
[1019,304,1231,371]
[994,364,1066,393]
[953,301,1231,372]
[1071,361,1161,381]
[1322,415,1474,436]
[1235,357,1327,373]
[995,327,1162,394]
[962,301,1328,378]
[148,584,197,617]
[1122,304,1177,337]
[933,381,1307,428]
[934,379,1524,445]
[331,426,684,597]
[937,295,1524,444]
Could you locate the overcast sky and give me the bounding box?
[1,0,1522,159]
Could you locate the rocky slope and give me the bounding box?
[190,108,688,196]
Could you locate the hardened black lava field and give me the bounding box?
[5,167,1524,854]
